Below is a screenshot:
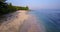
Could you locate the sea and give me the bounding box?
[29,9,60,32]
[0,9,60,32]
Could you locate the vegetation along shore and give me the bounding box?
[0,0,29,15]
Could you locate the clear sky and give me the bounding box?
[7,0,60,9]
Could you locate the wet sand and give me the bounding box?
[0,10,45,32]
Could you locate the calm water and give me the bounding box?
[0,10,60,32]
[29,9,60,32]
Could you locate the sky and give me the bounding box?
[7,0,60,9]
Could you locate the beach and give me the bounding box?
[0,10,45,32]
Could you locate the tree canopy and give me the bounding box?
[0,0,6,2]
[0,0,29,15]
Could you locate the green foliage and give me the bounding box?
[15,6,29,10]
[0,0,29,15]
[0,1,8,15]
[0,0,6,2]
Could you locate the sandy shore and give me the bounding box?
[0,10,45,32]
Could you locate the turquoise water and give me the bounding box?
[29,9,60,32]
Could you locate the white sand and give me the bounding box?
[0,10,45,32]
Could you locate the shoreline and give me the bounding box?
[0,10,45,32]
[0,10,29,32]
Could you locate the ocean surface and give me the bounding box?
[0,10,60,32]
[29,9,60,32]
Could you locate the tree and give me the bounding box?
[0,0,6,2]
[0,0,8,15]
[26,6,29,10]
[0,0,29,15]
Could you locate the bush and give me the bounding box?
[0,0,29,15]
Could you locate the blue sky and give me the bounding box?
[7,0,60,9]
